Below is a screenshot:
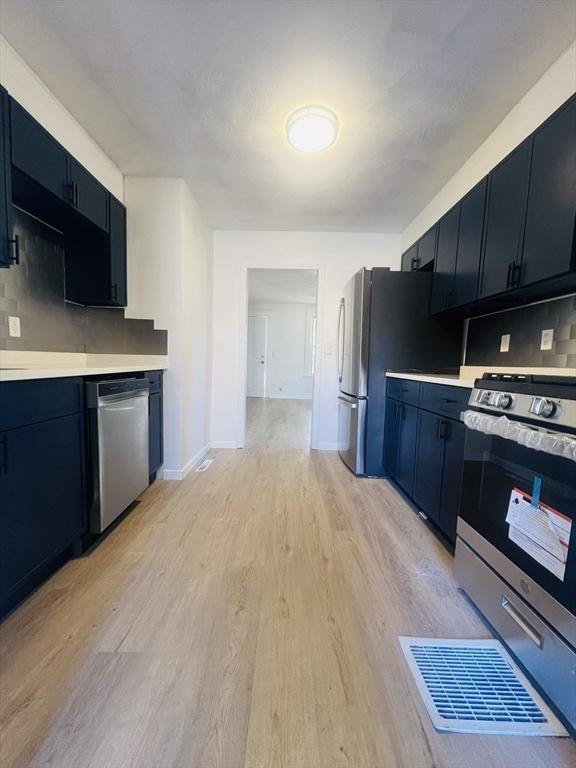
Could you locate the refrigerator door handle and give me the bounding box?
[338,395,357,409]
[337,298,345,383]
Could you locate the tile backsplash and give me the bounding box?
[465,294,575,369]
[0,207,167,355]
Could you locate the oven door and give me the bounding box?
[458,410,575,616]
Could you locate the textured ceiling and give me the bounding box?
[248,269,318,304]
[1,0,575,232]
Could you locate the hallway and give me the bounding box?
[245,397,312,450]
[1,443,574,768]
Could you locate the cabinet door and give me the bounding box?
[0,87,13,268]
[438,419,465,543]
[383,397,399,476]
[413,410,444,521]
[417,225,437,270]
[68,158,109,231]
[108,196,127,306]
[10,100,69,201]
[521,97,576,286]
[148,392,163,475]
[0,414,86,601]
[395,403,418,495]
[454,178,486,307]
[431,205,459,313]
[401,243,418,272]
[479,139,531,298]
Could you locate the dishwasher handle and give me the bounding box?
[97,389,149,407]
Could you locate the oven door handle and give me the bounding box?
[462,410,576,463]
[501,596,543,649]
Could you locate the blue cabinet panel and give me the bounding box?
[0,413,86,609]
[0,377,83,431]
[0,86,13,268]
[413,409,443,522]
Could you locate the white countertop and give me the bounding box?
[386,372,475,388]
[0,364,167,382]
[0,352,168,382]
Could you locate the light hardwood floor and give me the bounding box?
[1,400,574,768]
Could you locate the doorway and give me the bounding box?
[245,268,318,450]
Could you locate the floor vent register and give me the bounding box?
[399,637,567,736]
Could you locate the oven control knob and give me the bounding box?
[476,390,491,404]
[495,393,513,410]
[529,397,557,418]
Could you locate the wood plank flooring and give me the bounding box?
[1,400,574,768]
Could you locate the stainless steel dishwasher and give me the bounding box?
[86,378,150,533]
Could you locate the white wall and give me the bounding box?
[126,178,213,478]
[402,42,576,250]
[211,231,401,449]
[248,301,315,400]
[0,36,123,200]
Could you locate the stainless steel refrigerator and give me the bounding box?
[337,268,462,476]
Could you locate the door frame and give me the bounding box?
[238,264,323,449]
[246,313,268,397]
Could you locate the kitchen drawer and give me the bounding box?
[0,377,84,431]
[386,377,420,406]
[419,383,471,420]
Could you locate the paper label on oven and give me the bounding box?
[505,487,571,581]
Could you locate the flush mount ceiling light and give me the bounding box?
[286,105,339,153]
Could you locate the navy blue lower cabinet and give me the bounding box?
[395,402,418,496]
[148,391,162,479]
[383,397,399,475]
[413,410,444,523]
[0,412,86,615]
[384,380,467,546]
[438,419,465,542]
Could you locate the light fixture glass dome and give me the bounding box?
[286,106,339,153]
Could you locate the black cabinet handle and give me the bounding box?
[65,182,75,205]
[74,182,79,208]
[111,282,118,302]
[8,235,20,265]
[438,420,448,440]
[506,262,513,288]
[0,436,6,473]
[510,262,522,287]
[411,256,420,271]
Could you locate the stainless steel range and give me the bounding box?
[455,372,576,731]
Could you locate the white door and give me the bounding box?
[247,315,267,397]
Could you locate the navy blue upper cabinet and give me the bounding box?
[478,138,532,299]
[0,86,13,268]
[416,225,437,270]
[108,195,127,306]
[68,157,109,231]
[454,178,486,307]
[10,100,69,202]
[521,96,576,286]
[401,242,418,271]
[431,205,460,313]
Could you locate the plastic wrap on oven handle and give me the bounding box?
[461,410,576,463]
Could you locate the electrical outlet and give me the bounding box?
[8,316,21,338]
[500,334,510,353]
[540,328,554,351]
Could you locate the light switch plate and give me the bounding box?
[500,333,510,353]
[540,328,554,351]
[8,316,21,338]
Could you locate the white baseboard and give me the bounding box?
[314,442,338,451]
[161,444,210,481]
[210,440,238,449]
